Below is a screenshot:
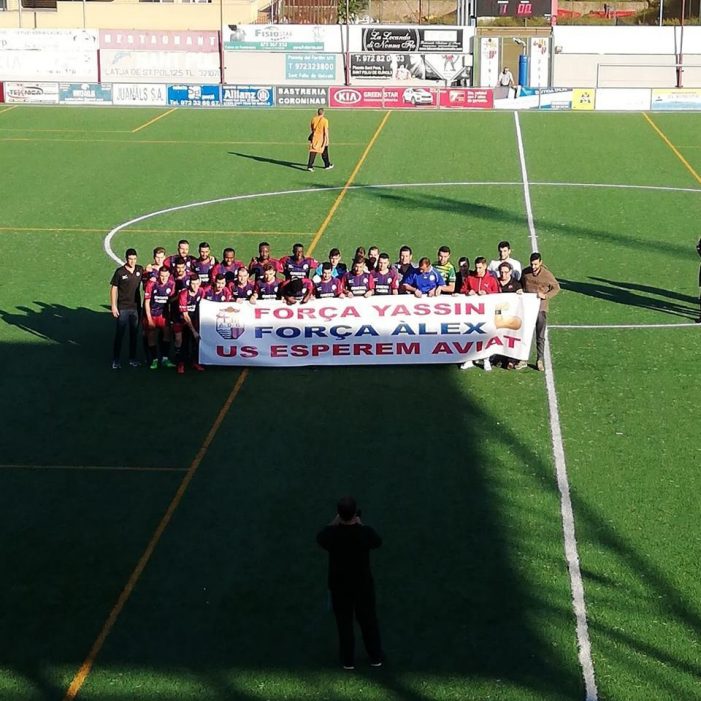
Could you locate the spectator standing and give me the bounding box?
[520,252,560,371]
[488,241,522,281]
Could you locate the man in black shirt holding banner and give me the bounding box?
[110,247,143,369]
[317,496,384,670]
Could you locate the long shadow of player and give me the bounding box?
[228,151,310,171]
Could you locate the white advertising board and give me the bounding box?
[112,83,167,106]
[0,50,97,82]
[99,50,220,84]
[529,37,550,88]
[595,88,651,111]
[480,37,500,88]
[0,29,98,51]
[4,81,59,104]
[553,26,701,55]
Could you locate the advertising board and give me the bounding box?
[99,29,218,53]
[223,25,343,52]
[438,88,494,108]
[651,88,701,111]
[112,83,167,106]
[0,29,97,51]
[351,53,468,84]
[361,27,464,52]
[100,50,220,84]
[285,55,336,81]
[221,85,275,107]
[4,81,59,104]
[0,51,97,82]
[167,84,221,107]
[59,83,112,105]
[595,88,651,111]
[276,86,328,106]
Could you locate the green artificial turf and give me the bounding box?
[0,105,699,701]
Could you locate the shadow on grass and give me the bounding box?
[1,304,698,700]
[228,151,310,171]
[356,186,693,260]
[558,277,697,319]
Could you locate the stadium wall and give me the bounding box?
[2,26,701,109]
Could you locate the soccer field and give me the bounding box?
[0,105,699,701]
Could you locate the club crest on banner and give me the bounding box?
[216,306,245,339]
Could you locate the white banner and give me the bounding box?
[99,49,220,83]
[0,29,97,51]
[480,37,500,88]
[112,83,167,106]
[529,37,550,88]
[199,294,539,367]
[4,81,59,104]
[0,50,97,82]
[595,87,651,111]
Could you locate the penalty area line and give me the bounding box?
[515,111,599,701]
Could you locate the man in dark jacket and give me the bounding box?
[317,496,384,670]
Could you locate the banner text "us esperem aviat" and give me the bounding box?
[199,294,539,367]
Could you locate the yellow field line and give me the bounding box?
[0,136,365,146]
[131,107,178,134]
[0,225,313,236]
[307,110,392,257]
[0,464,185,473]
[62,369,249,701]
[0,126,129,133]
[643,113,701,186]
[0,105,18,116]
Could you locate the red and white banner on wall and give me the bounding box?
[199,294,539,367]
[329,86,492,109]
[99,29,219,53]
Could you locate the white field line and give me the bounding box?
[102,180,701,264]
[514,111,599,701]
[551,323,698,330]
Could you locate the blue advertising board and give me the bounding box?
[221,85,274,108]
[58,83,112,105]
[285,54,336,81]
[167,84,221,107]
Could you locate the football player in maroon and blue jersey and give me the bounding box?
[192,241,217,287]
[230,267,256,302]
[371,253,399,295]
[314,262,344,298]
[280,243,319,281]
[165,240,197,272]
[343,257,375,298]
[280,277,314,305]
[248,241,281,282]
[252,263,282,301]
[143,266,175,369]
[144,247,167,287]
[176,275,205,374]
[211,247,245,285]
[204,273,232,302]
